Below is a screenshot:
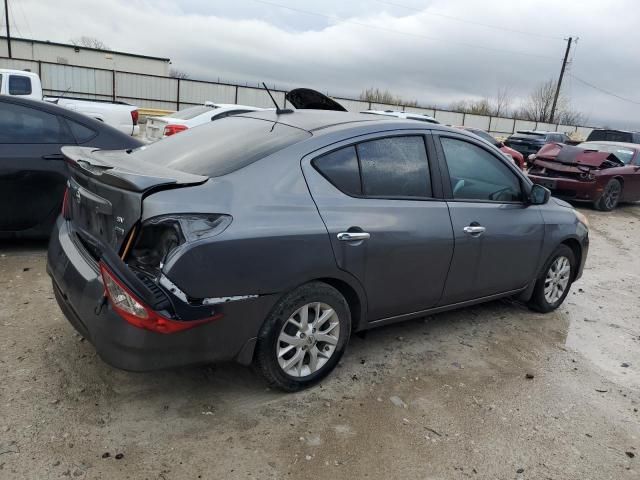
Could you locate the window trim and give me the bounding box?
[434,132,532,205]
[310,131,441,202]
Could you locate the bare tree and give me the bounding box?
[70,36,111,50]
[360,88,418,107]
[448,87,513,117]
[169,68,190,80]
[515,78,586,125]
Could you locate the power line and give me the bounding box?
[248,0,560,61]
[374,0,565,40]
[569,73,640,105]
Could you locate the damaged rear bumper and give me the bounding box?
[47,218,279,371]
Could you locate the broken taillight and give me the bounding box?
[99,262,221,334]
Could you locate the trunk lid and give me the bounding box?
[144,116,171,142]
[62,146,207,253]
[285,88,347,111]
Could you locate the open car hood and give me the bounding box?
[534,143,624,168]
[286,88,347,111]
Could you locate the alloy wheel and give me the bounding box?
[277,302,340,377]
[603,182,621,210]
[544,256,571,304]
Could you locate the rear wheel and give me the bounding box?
[528,245,576,313]
[595,179,622,211]
[254,282,351,392]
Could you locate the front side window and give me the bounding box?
[0,102,73,144]
[440,137,522,202]
[8,75,32,95]
[357,136,431,197]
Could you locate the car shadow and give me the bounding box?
[45,295,569,415]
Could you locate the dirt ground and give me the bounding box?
[1,205,639,480]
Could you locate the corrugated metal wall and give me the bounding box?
[0,56,595,138]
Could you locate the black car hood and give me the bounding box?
[286,88,347,111]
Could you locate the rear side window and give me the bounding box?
[313,136,432,198]
[9,75,32,95]
[358,137,431,197]
[66,119,97,143]
[441,137,522,202]
[0,101,73,144]
[135,116,311,177]
[313,146,361,196]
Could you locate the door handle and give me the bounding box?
[337,232,370,241]
[463,225,486,236]
[42,154,65,160]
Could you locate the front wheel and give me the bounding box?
[595,178,622,211]
[528,245,576,313]
[254,282,351,392]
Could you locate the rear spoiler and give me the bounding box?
[62,146,208,193]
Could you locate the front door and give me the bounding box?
[435,134,545,304]
[302,132,454,321]
[0,100,73,233]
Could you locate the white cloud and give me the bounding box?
[12,0,640,128]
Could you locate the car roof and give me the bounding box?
[590,128,640,134]
[204,103,264,110]
[237,109,452,134]
[1,94,89,119]
[580,141,640,150]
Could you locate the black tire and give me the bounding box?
[528,244,576,313]
[595,178,622,211]
[254,282,351,392]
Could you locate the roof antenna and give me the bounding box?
[262,82,293,114]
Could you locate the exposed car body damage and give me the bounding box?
[528,142,640,210]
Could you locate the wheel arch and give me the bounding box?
[560,237,582,281]
[317,276,367,333]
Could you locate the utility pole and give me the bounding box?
[550,36,572,123]
[3,0,11,58]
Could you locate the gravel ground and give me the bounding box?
[1,205,639,480]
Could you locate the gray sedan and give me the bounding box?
[47,110,589,391]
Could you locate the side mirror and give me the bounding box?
[529,184,551,205]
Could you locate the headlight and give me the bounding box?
[575,210,589,228]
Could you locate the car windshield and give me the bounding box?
[166,105,217,120]
[133,116,311,177]
[578,143,637,164]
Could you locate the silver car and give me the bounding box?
[47,108,589,391]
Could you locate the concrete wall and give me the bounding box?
[0,38,169,76]
[0,54,596,139]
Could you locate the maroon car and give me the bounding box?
[528,141,640,211]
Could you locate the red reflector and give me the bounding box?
[131,109,139,126]
[61,186,71,219]
[99,262,221,334]
[163,124,188,136]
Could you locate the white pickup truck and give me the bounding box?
[0,69,139,136]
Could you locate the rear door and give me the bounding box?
[434,133,544,304]
[0,100,74,233]
[302,131,454,322]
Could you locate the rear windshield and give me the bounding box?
[167,105,217,120]
[578,143,637,164]
[587,130,633,142]
[512,132,545,140]
[133,116,311,177]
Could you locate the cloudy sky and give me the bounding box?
[7,0,640,128]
